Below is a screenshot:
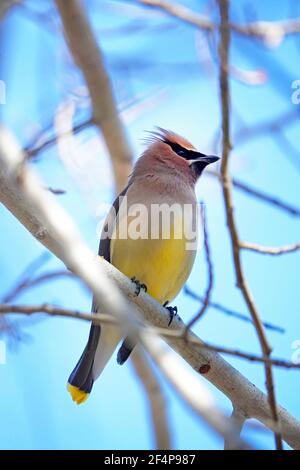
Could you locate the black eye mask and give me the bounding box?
[166,141,208,161]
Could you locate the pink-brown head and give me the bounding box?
[132,128,219,185]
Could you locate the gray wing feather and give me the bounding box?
[68,186,129,392]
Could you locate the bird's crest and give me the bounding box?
[143,127,196,150]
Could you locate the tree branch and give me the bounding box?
[1,128,300,448]
[185,205,213,331]
[184,285,284,334]
[0,127,250,447]
[1,303,299,370]
[217,0,282,450]
[55,0,132,193]
[135,0,300,44]
[134,0,214,31]
[240,241,300,256]
[224,407,246,450]
[206,171,300,218]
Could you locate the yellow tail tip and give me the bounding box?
[67,384,89,404]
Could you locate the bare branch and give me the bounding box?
[224,408,246,450]
[184,286,284,334]
[25,119,92,160]
[55,0,132,193]
[2,271,75,303]
[0,0,21,18]
[131,349,172,450]
[1,303,299,370]
[206,171,300,218]
[230,176,300,217]
[240,241,300,256]
[1,128,300,448]
[0,127,251,446]
[140,331,251,450]
[234,109,300,145]
[185,205,213,331]
[135,0,300,44]
[217,0,282,449]
[134,0,214,31]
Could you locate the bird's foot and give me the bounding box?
[163,302,178,326]
[131,276,147,297]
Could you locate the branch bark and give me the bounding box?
[1,303,299,370]
[217,0,282,449]
[0,127,250,447]
[1,128,300,449]
[240,241,300,256]
[136,0,300,44]
[55,0,132,194]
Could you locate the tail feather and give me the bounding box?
[67,323,122,404]
[67,324,100,404]
[117,337,136,365]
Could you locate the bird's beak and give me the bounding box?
[188,154,220,165]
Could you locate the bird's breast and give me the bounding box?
[110,181,198,304]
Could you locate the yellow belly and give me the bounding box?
[110,235,195,304]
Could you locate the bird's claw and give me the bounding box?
[131,276,147,296]
[165,305,178,326]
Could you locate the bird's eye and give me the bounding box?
[169,142,189,158]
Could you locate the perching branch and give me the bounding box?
[0,127,251,447]
[1,128,300,449]
[55,0,132,194]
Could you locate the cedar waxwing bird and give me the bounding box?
[67,128,219,404]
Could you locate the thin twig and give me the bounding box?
[0,303,299,370]
[47,187,66,195]
[231,177,300,217]
[135,0,300,42]
[206,171,300,217]
[240,241,300,256]
[217,0,282,449]
[185,205,213,332]
[234,109,300,145]
[135,0,214,31]
[2,252,50,302]
[55,0,132,193]
[25,119,92,160]
[2,271,75,303]
[184,285,284,334]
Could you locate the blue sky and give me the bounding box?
[0,0,300,449]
